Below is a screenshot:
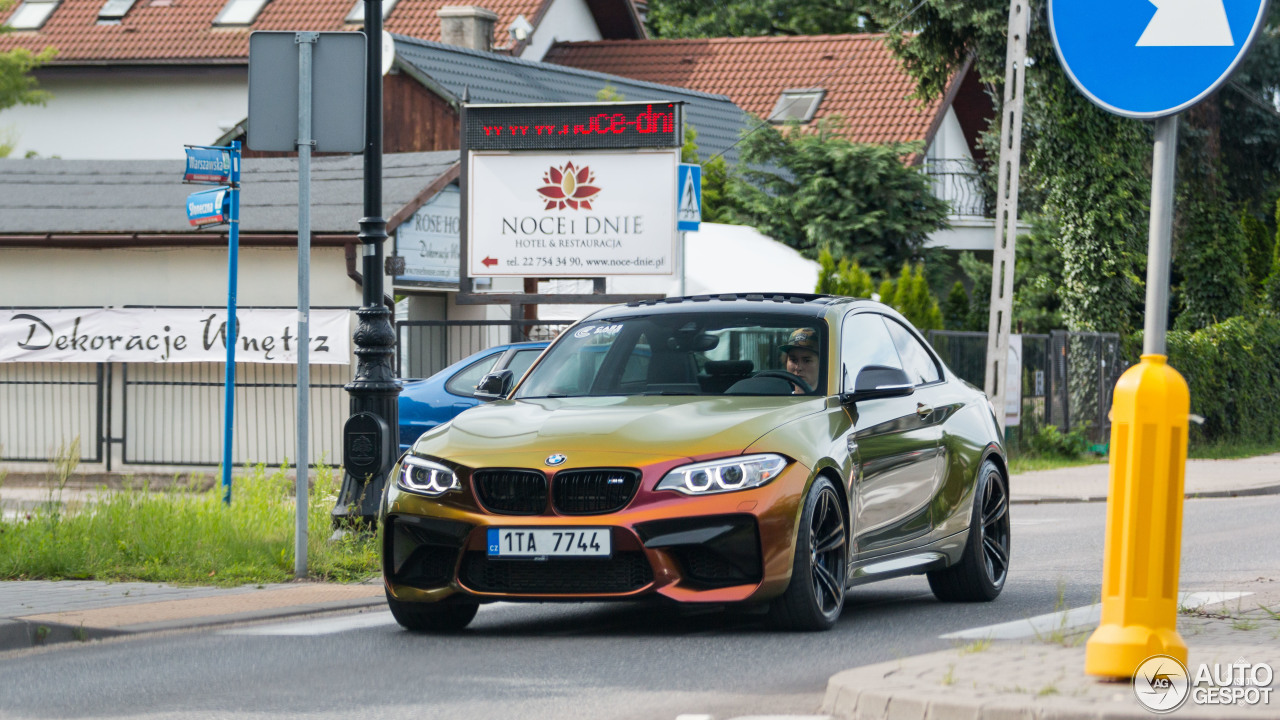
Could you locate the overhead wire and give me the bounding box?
[1226,79,1280,123]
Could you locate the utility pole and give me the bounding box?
[983,0,1030,432]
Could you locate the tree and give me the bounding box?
[943,280,970,330]
[646,0,872,38]
[862,0,1011,100]
[728,119,950,277]
[815,248,875,297]
[0,6,56,157]
[1173,109,1248,330]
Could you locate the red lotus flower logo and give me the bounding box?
[536,162,601,210]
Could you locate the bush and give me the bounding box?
[1133,315,1280,447]
[1025,424,1092,459]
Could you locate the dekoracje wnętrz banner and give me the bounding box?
[0,308,351,364]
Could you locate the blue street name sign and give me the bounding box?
[186,187,229,226]
[184,146,234,185]
[1049,0,1270,119]
[677,163,701,232]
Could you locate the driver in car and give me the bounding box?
[780,328,821,395]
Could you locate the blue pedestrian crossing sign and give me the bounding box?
[1049,0,1271,118]
[677,163,701,232]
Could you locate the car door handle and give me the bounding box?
[916,403,934,417]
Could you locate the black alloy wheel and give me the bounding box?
[386,591,479,633]
[771,476,848,631]
[927,459,1010,602]
[978,467,1011,586]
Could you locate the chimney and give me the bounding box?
[438,6,499,53]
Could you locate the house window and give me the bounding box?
[344,0,398,24]
[769,89,825,124]
[213,0,270,25]
[98,0,136,21]
[6,0,59,30]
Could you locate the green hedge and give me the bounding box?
[1131,315,1280,446]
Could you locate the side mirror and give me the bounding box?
[474,369,514,400]
[843,365,914,402]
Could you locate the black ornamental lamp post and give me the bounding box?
[332,0,399,532]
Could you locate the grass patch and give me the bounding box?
[1008,454,1107,475]
[1033,578,1088,648]
[0,460,378,586]
[1187,439,1280,460]
[1009,436,1279,473]
[957,637,992,654]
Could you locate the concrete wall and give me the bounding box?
[925,107,997,251]
[4,67,246,160]
[518,0,602,61]
[0,245,357,308]
[0,242,375,476]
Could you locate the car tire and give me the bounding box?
[770,476,848,631]
[386,592,479,633]
[928,458,1010,602]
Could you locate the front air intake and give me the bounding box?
[551,468,641,515]
[473,469,548,515]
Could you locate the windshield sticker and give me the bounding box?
[574,324,622,339]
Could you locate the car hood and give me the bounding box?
[411,395,826,467]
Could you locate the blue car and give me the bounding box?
[397,342,548,452]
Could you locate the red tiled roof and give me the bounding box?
[0,0,545,62]
[543,35,945,145]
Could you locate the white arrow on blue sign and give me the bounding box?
[1049,0,1271,119]
[677,163,701,232]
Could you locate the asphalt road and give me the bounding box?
[2,495,1278,720]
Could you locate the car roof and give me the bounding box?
[583,293,874,322]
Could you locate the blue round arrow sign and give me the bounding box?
[1049,0,1271,119]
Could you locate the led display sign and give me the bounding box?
[465,102,684,151]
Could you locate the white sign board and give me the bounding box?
[0,308,351,364]
[468,150,677,277]
[1005,334,1023,427]
[396,186,461,286]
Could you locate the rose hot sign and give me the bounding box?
[468,151,677,277]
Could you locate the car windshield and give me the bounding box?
[515,312,827,398]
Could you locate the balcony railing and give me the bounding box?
[924,158,990,218]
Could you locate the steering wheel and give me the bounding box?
[753,370,813,395]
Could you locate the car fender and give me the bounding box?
[744,402,854,551]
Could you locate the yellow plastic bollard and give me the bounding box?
[1085,354,1190,678]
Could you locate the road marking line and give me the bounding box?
[222,603,508,636]
[224,610,397,635]
[1010,518,1062,527]
[940,591,1251,640]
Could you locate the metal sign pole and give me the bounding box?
[1144,116,1178,355]
[221,144,241,505]
[678,230,686,296]
[294,31,317,578]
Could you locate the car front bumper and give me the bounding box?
[382,459,813,606]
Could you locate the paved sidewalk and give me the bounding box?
[2,453,1279,720]
[0,579,385,651]
[1010,453,1280,504]
[821,584,1280,719]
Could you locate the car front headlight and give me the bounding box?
[397,455,460,497]
[655,454,788,495]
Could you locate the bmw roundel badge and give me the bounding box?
[545,453,567,466]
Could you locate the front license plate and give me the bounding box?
[487,528,611,558]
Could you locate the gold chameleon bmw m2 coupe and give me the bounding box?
[381,294,1010,632]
